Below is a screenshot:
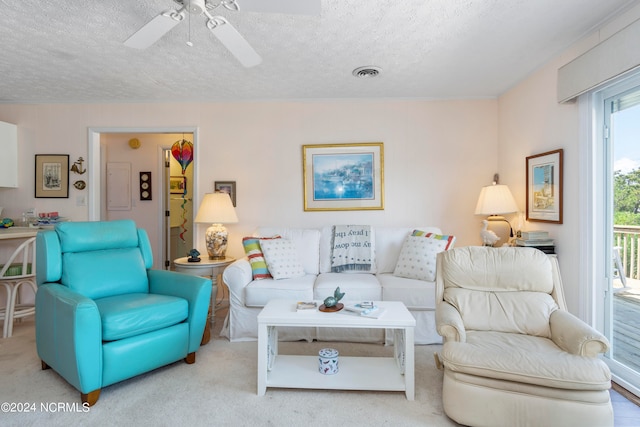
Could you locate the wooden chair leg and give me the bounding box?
[41,360,51,370]
[185,352,196,364]
[81,389,101,406]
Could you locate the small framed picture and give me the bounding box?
[35,154,70,198]
[169,176,187,194]
[526,149,563,223]
[215,181,236,206]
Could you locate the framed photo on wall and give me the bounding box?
[169,176,187,194]
[526,149,563,223]
[214,181,236,206]
[35,154,69,198]
[302,142,384,211]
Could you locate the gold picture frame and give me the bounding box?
[303,142,384,211]
[526,149,563,223]
[35,154,69,198]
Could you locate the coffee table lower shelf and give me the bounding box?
[257,300,415,400]
[266,355,406,392]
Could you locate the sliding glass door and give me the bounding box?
[602,84,640,395]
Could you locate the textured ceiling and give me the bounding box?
[0,0,638,103]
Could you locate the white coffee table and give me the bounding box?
[257,299,416,400]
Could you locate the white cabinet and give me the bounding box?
[0,121,18,188]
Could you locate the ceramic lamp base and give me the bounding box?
[205,223,228,260]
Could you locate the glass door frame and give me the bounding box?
[584,72,640,396]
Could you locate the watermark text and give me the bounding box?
[1,402,90,413]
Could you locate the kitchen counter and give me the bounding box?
[0,227,39,240]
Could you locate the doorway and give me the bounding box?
[87,127,199,270]
[163,145,195,268]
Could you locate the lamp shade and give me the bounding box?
[195,192,238,224]
[474,184,518,215]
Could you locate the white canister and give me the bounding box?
[318,348,339,375]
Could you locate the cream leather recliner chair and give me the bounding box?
[435,246,613,427]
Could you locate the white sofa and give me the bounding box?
[222,226,450,343]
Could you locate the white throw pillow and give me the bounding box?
[394,235,452,281]
[260,238,305,280]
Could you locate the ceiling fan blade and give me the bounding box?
[124,11,183,49]
[237,0,321,15]
[207,17,262,68]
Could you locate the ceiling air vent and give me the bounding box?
[352,66,382,78]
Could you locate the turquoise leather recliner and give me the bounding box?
[35,220,211,406]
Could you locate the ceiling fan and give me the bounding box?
[124,0,321,68]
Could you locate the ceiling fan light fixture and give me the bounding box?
[125,0,320,67]
[352,66,382,78]
[187,0,206,15]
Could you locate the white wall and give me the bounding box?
[498,59,581,312]
[0,99,498,262]
[497,4,640,316]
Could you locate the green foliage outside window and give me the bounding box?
[614,169,640,279]
[614,169,640,226]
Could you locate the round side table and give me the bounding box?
[173,256,235,345]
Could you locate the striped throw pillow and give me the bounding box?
[242,236,280,280]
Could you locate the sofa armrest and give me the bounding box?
[436,301,466,343]
[222,258,253,304]
[36,283,103,393]
[550,309,609,357]
[148,269,212,353]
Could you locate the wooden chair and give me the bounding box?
[613,246,630,293]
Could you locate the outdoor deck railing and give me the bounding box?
[614,225,640,280]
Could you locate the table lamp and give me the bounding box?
[194,192,238,259]
[475,179,518,247]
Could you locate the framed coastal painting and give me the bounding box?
[35,154,69,198]
[302,142,384,211]
[526,149,563,223]
[214,181,236,206]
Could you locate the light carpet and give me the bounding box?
[0,316,457,427]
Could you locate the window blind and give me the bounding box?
[611,89,640,113]
[557,17,640,103]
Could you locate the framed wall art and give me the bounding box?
[140,171,152,200]
[214,181,236,206]
[302,142,384,211]
[169,176,186,194]
[526,149,563,223]
[35,154,69,198]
